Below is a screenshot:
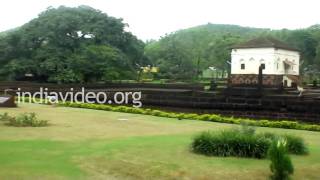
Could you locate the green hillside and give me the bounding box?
[145,24,320,80]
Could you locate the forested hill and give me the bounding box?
[145,23,320,80]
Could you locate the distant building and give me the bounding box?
[230,37,300,87]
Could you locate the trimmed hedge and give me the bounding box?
[191,128,308,158]
[18,97,320,131]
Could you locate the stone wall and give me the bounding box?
[230,74,283,86]
[0,81,319,123]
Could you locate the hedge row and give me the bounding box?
[48,101,320,132]
[18,97,320,131]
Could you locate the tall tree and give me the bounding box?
[0,6,145,83]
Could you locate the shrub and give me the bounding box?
[1,112,48,127]
[208,114,223,122]
[131,108,145,114]
[301,124,320,131]
[140,109,151,115]
[192,127,308,159]
[184,113,198,120]
[268,139,294,180]
[191,129,270,158]
[151,110,162,116]
[198,114,211,121]
[0,113,15,122]
[238,123,256,135]
[167,113,179,118]
[158,112,170,117]
[258,120,271,127]
[282,135,308,155]
[259,133,308,155]
[103,106,113,111]
[259,132,276,139]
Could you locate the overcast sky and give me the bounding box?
[0,0,319,41]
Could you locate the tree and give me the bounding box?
[0,6,145,83]
[153,35,194,80]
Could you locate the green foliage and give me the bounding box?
[191,129,270,158]
[0,112,48,127]
[259,133,308,155]
[145,24,320,80]
[191,127,307,159]
[0,112,15,122]
[284,135,308,155]
[55,101,320,132]
[0,6,145,83]
[239,123,256,135]
[268,139,294,180]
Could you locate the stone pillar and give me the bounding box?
[258,65,263,90]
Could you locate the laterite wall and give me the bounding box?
[230,74,283,86]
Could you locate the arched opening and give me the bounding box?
[240,59,245,70]
[259,59,266,70]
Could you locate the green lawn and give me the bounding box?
[0,103,319,180]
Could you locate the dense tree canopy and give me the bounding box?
[2,7,320,83]
[0,6,146,83]
[145,24,320,80]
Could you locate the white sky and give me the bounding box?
[0,0,319,41]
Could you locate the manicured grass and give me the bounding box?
[0,103,319,179]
